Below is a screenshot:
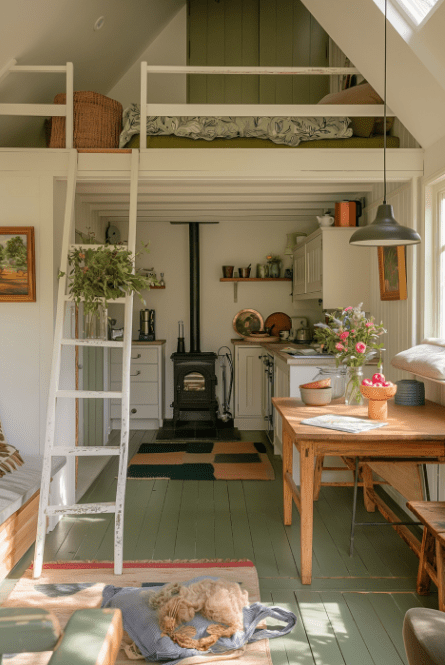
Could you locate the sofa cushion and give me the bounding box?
[390,339,445,381]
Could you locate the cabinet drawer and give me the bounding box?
[110,347,158,364]
[110,363,157,383]
[111,404,159,419]
[111,381,158,405]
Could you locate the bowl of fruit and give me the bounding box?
[360,373,397,420]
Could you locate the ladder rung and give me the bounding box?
[56,390,123,399]
[64,295,127,304]
[69,244,128,251]
[45,502,116,516]
[61,338,124,348]
[52,446,121,456]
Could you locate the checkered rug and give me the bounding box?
[127,441,275,480]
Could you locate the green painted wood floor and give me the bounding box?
[2,430,439,664]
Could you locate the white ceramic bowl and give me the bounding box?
[300,386,332,406]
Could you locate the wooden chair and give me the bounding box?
[0,607,123,665]
[406,501,445,611]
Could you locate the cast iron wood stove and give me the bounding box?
[171,222,218,426]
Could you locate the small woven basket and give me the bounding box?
[48,91,123,148]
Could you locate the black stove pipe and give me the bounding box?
[189,222,200,353]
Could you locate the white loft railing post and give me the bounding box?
[140,62,147,152]
[65,62,74,149]
[0,58,17,86]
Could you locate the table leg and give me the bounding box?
[360,463,376,512]
[283,430,293,526]
[300,443,315,585]
[313,456,324,501]
[417,527,434,595]
[436,538,445,611]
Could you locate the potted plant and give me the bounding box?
[59,241,158,339]
[266,254,282,278]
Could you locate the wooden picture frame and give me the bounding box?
[0,227,36,302]
[377,245,407,301]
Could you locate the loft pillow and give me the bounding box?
[390,339,445,381]
[319,82,388,138]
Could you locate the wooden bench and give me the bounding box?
[0,455,65,580]
[406,501,445,611]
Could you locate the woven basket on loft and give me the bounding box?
[48,91,123,149]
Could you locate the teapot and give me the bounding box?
[316,214,334,227]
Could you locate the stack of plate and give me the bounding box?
[394,379,425,406]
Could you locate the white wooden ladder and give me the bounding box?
[33,149,140,578]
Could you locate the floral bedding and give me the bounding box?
[119,103,353,148]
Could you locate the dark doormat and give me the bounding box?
[156,418,241,441]
[127,441,275,480]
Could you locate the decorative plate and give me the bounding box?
[233,309,264,337]
[265,312,292,337]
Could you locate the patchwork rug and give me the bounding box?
[127,442,275,480]
[1,560,270,665]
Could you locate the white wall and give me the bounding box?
[108,5,187,110]
[108,218,323,419]
[0,161,75,506]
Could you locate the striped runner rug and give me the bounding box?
[127,441,275,480]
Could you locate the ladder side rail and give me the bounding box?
[33,149,78,579]
[140,62,148,153]
[114,149,139,575]
[65,62,74,149]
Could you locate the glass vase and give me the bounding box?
[268,260,281,278]
[312,366,347,399]
[84,304,108,340]
[344,366,364,406]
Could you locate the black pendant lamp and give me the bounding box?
[349,0,421,247]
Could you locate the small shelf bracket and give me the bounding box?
[234,282,238,303]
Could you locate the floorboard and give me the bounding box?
[1,428,440,665]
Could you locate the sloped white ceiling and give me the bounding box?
[301,0,445,148]
[0,0,185,146]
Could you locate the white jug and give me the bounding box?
[316,214,334,227]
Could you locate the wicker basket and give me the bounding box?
[48,91,123,149]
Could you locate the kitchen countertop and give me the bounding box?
[231,338,336,366]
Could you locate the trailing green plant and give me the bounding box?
[59,242,159,315]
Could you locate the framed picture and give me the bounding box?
[377,245,407,301]
[0,227,36,302]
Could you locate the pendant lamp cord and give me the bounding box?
[383,0,387,204]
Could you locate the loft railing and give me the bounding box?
[139,63,394,151]
[0,59,74,148]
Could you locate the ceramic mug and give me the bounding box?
[279,330,289,340]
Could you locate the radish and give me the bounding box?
[373,382,383,387]
[372,373,385,384]
[361,379,373,386]
[382,381,393,387]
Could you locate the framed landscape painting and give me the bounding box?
[0,227,36,302]
[377,245,407,301]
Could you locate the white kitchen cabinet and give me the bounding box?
[292,244,306,296]
[234,344,264,429]
[110,343,164,430]
[292,227,370,309]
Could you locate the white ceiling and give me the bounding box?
[75,179,373,227]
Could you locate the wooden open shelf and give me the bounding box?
[221,276,292,302]
[220,277,291,282]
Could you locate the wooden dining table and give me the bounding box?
[272,398,445,585]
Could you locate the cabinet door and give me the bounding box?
[292,245,306,297]
[236,346,263,418]
[306,235,323,294]
[273,360,290,453]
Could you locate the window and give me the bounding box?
[395,0,443,25]
[438,190,445,336]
